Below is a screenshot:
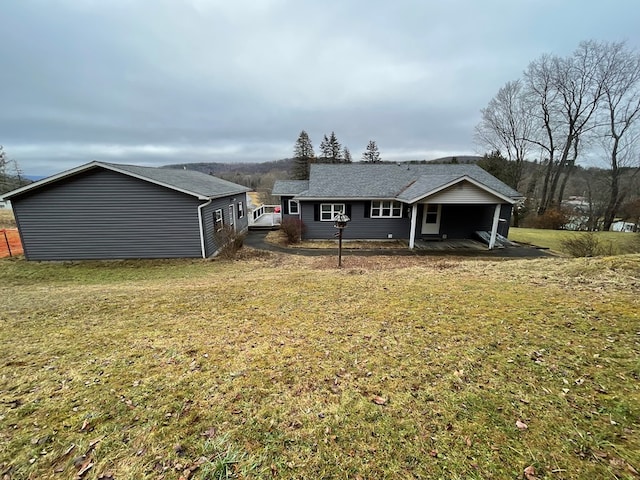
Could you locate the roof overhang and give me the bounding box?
[403,175,521,205]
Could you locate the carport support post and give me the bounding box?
[488,204,501,250]
[409,204,418,249]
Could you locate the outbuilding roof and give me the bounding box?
[280,163,522,202]
[2,161,251,201]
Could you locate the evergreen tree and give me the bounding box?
[328,131,342,163]
[362,140,381,163]
[319,134,331,162]
[342,146,352,163]
[291,131,314,180]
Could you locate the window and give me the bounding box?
[237,201,244,219]
[228,205,234,226]
[288,199,299,215]
[320,203,345,221]
[371,200,402,218]
[214,209,224,231]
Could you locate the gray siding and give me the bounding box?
[299,201,512,241]
[13,169,204,260]
[201,194,249,257]
[300,201,411,240]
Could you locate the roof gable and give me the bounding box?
[2,161,250,201]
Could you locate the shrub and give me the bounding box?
[524,208,569,230]
[214,226,246,259]
[280,218,306,244]
[561,233,614,257]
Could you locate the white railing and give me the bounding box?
[249,205,281,227]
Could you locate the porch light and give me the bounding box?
[333,211,350,267]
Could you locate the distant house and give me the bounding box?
[272,164,522,249]
[611,221,637,233]
[1,161,250,260]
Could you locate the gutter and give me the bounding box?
[197,199,213,258]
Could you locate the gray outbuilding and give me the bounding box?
[1,161,250,260]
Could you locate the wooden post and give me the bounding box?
[338,228,343,267]
[2,229,12,257]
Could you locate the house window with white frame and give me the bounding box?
[214,209,224,231]
[237,201,244,219]
[288,199,299,215]
[371,200,402,218]
[320,203,345,221]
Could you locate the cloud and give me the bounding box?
[1,0,639,176]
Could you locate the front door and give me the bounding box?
[421,204,441,235]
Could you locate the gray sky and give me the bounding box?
[2,0,639,176]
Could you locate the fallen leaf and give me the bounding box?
[372,395,387,405]
[201,427,217,439]
[524,465,538,479]
[516,420,528,430]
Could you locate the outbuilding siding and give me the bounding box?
[200,195,249,257]
[12,169,204,260]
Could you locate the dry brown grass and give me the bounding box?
[0,208,16,229]
[1,253,639,479]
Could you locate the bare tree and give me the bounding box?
[474,79,534,191]
[524,42,608,214]
[597,42,640,230]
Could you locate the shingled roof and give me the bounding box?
[2,161,250,201]
[283,163,521,202]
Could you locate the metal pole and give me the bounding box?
[2,230,12,257]
[338,228,343,267]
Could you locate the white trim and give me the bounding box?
[237,201,245,219]
[370,200,402,218]
[404,175,518,205]
[288,199,300,215]
[409,204,418,249]
[228,204,235,231]
[320,203,345,221]
[488,204,501,250]
[214,209,224,232]
[197,199,213,258]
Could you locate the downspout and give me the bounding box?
[198,199,213,258]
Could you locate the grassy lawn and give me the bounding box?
[1,252,639,479]
[509,227,640,255]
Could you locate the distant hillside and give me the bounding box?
[413,155,483,165]
[163,158,293,175]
